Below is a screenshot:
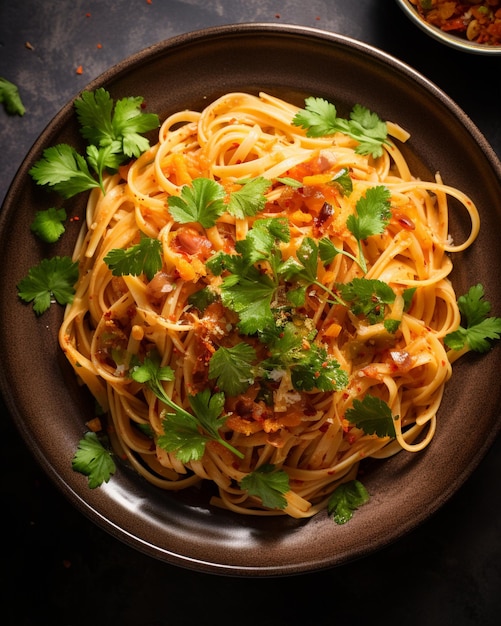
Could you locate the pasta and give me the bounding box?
[59,92,480,519]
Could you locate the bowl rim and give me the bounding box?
[395,0,501,55]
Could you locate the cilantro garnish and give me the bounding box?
[0,76,26,116]
[262,321,348,392]
[444,284,501,353]
[345,395,397,438]
[315,186,391,273]
[348,185,391,240]
[104,235,162,281]
[75,89,159,159]
[347,185,391,272]
[219,268,277,334]
[17,256,79,315]
[228,177,272,218]
[235,216,290,267]
[207,217,290,334]
[240,464,290,510]
[29,88,159,197]
[208,343,257,396]
[130,353,244,461]
[292,98,389,158]
[337,278,396,325]
[158,390,233,463]
[279,236,336,305]
[168,176,272,229]
[275,176,303,188]
[188,286,218,312]
[330,167,353,196]
[29,144,101,198]
[327,480,369,524]
[72,432,116,489]
[30,207,67,243]
[168,177,226,228]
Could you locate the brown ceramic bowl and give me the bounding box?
[1,24,501,576]
[396,0,501,54]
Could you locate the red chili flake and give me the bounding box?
[76,65,83,75]
[86,12,91,17]
[146,0,152,4]
[275,14,281,18]
[70,216,80,222]
[97,43,102,49]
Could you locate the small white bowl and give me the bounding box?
[396,0,501,55]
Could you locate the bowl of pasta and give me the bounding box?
[396,0,501,53]
[1,23,501,576]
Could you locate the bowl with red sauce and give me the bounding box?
[396,0,501,54]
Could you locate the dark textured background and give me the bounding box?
[1,2,500,625]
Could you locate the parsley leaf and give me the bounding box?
[208,218,291,334]
[188,286,218,312]
[29,144,101,198]
[187,389,231,451]
[278,236,341,305]
[208,343,257,396]
[330,167,353,196]
[290,344,348,392]
[280,236,319,285]
[350,105,390,157]
[130,351,175,386]
[292,98,389,158]
[168,177,226,228]
[72,432,116,489]
[235,217,290,267]
[158,389,241,463]
[347,185,391,272]
[0,76,26,116]
[240,464,290,510]
[228,177,272,218]
[262,321,348,392]
[17,256,79,315]
[75,88,159,159]
[30,88,159,197]
[348,186,391,240]
[316,187,391,274]
[444,284,501,353]
[220,269,277,334]
[30,207,67,243]
[327,480,369,524]
[345,394,397,438]
[158,409,208,463]
[104,235,162,281]
[337,278,396,325]
[130,353,244,461]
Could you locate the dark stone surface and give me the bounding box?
[1,2,500,624]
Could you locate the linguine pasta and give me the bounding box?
[59,92,480,519]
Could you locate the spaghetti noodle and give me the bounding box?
[59,92,480,519]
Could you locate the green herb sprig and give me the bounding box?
[130,353,244,462]
[292,97,389,158]
[29,88,159,197]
